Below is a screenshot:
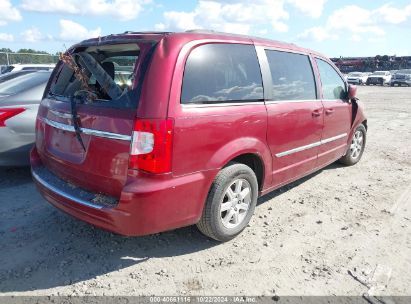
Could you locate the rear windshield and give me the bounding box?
[48,43,147,109]
[0,72,51,95]
[0,70,36,84]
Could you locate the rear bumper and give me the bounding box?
[391,80,411,86]
[0,146,31,166]
[31,147,216,236]
[0,128,34,166]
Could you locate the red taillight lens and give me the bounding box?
[129,118,174,173]
[0,108,25,127]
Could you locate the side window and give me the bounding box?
[181,44,263,104]
[316,58,346,100]
[265,50,316,101]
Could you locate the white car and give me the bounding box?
[366,71,392,86]
[2,64,55,73]
[347,72,368,85]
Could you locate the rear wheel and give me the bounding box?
[196,163,258,242]
[339,124,366,166]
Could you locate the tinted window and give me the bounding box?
[181,44,263,104]
[316,59,346,100]
[265,50,316,101]
[0,72,50,95]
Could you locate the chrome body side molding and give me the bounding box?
[275,133,347,158]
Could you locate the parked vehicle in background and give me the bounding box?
[1,64,55,74]
[391,69,411,87]
[347,72,368,85]
[0,65,8,74]
[31,31,367,241]
[0,70,38,84]
[0,71,51,166]
[366,71,392,85]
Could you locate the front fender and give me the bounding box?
[348,98,367,141]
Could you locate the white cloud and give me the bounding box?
[21,0,151,21]
[374,3,411,24]
[298,26,337,42]
[350,34,361,42]
[20,27,47,43]
[326,5,385,36]
[156,0,290,35]
[0,32,13,42]
[0,0,22,26]
[59,19,101,41]
[287,0,327,18]
[155,0,329,35]
[298,3,411,43]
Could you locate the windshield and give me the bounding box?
[373,72,387,75]
[0,72,51,95]
[49,43,143,108]
[349,73,362,77]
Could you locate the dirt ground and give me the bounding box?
[0,86,410,297]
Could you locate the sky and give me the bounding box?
[0,0,410,57]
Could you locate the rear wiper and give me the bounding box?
[69,95,86,151]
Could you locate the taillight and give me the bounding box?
[0,108,25,127]
[129,118,174,173]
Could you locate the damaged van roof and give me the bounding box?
[72,30,322,58]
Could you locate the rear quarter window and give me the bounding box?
[181,43,263,104]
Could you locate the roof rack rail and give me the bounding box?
[122,31,171,35]
[185,29,217,33]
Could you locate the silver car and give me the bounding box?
[0,70,51,166]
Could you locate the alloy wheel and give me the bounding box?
[350,130,364,159]
[220,179,252,229]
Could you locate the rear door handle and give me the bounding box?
[325,109,335,115]
[312,109,322,117]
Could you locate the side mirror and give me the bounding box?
[347,84,357,100]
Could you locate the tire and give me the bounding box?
[339,124,366,166]
[196,163,258,242]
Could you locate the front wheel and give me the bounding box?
[339,124,366,166]
[196,163,258,242]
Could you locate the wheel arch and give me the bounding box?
[206,137,272,192]
[225,153,265,191]
[362,119,368,130]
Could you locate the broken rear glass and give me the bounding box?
[49,43,143,109]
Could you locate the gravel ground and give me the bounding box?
[0,86,410,297]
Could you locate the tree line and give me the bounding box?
[0,48,59,65]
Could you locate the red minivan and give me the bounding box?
[31,31,367,241]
